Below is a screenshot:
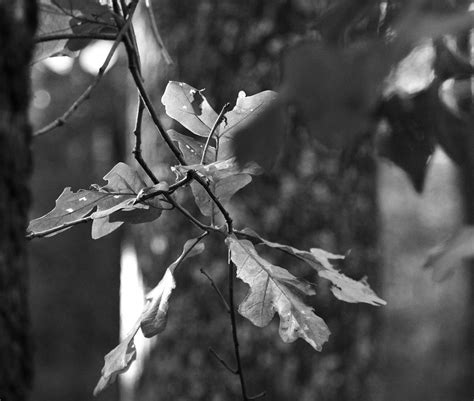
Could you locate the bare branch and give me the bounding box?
[201,102,231,165]
[125,42,185,164]
[34,0,139,138]
[227,248,250,400]
[34,32,117,43]
[144,0,173,65]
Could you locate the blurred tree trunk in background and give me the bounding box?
[0,1,37,400]
[375,1,473,400]
[28,58,126,400]
[129,2,380,400]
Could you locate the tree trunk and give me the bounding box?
[0,1,37,400]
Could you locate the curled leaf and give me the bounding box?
[141,238,205,337]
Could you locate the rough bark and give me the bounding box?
[0,1,37,400]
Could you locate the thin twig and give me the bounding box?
[200,268,230,313]
[26,216,92,240]
[123,26,235,234]
[208,347,237,374]
[190,171,233,232]
[201,102,230,165]
[248,392,266,400]
[119,0,129,17]
[168,198,216,232]
[34,32,118,43]
[120,14,253,400]
[145,0,173,65]
[125,48,185,164]
[33,1,139,138]
[227,248,250,401]
[132,96,162,184]
[173,231,209,270]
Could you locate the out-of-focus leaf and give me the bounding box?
[217,90,279,158]
[141,238,205,337]
[239,228,385,306]
[424,226,474,281]
[227,236,331,351]
[230,95,288,170]
[394,9,474,52]
[168,129,216,164]
[434,79,473,165]
[27,163,164,239]
[439,78,472,118]
[35,0,117,62]
[434,38,474,80]
[93,318,140,396]
[279,41,392,149]
[384,41,435,97]
[378,92,436,192]
[314,0,380,44]
[191,174,252,218]
[231,9,474,166]
[162,82,219,137]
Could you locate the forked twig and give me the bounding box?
[33,1,139,138]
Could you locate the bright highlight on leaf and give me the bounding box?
[28,162,165,239]
[162,82,219,137]
[163,82,268,219]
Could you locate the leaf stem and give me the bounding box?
[200,268,230,313]
[189,171,233,233]
[200,102,231,165]
[208,347,237,374]
[227,248,250,401]
[34,32,118,43]
[26,216,92,240]
[124,40,186,164]
[33,0,139,138]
